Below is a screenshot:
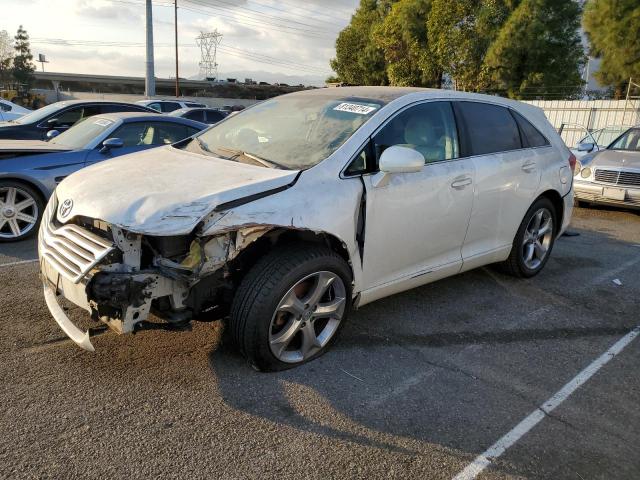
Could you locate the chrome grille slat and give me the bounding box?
[38,196,115,284]
[595,168,640,187]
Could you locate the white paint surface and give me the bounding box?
[453,325,640,480]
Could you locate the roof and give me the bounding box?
[284,86,532,110]
[91,111,208,128]
[52,99,145,107]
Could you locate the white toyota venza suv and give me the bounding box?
[39,87,574,370]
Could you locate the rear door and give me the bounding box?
[454,101,544,261]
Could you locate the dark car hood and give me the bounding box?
[0,139,73,156]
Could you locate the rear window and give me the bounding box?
[160,102,182,112]
[512,110,549,148]
[454,102,521,155]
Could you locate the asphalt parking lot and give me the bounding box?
[1,206,639,479]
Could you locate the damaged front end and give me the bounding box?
[38,194,270,351]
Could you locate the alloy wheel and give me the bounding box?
[0,186,39,240]
[269,271,347,363]
[522,207,553,270]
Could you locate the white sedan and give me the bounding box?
[39,87,574,370]
[0,99,30,122]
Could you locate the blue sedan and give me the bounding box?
[0,112,206,241]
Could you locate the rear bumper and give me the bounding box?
[574,181,640,209]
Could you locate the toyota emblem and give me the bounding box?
[59,199,73,218]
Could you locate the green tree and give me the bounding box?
[330,0,395,85]
[372,0,442,87]
[0,30,13,85]
[12,25,35,88]
[484,0,585,99]
[583,0,640,96]
[427,0,513,92]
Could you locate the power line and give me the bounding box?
[29,37,331,75]
[184,0,341,32]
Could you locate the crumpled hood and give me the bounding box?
[586,149,640,169]
[55,146,299,235]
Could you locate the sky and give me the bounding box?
[1,0,360,85]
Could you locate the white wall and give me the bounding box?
[525,99,640,146]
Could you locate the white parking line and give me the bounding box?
[452,325,640,480]
[0,258,38,268]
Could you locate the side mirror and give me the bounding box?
[47,118,60,128]
[46,129,60,139]
[100,137,124,153]
[577,142,595,152]
[379,145,424,174]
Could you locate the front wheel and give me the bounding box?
[499,197,557,278]
[230,245,352,371]
[0,181,44,242]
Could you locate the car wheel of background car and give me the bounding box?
[230,244,352,371]
[499,197,557,278]
[0,181,44,242]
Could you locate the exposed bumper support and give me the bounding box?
[43,283,95,352]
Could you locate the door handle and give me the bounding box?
[522,161,537,173]
[451,177,472,189]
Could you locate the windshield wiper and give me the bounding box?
[213,146,285,169]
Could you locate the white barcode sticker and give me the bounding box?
[333,102,378,115]
[93,119,113,127]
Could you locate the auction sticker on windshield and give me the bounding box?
[333,102,378,115]
[93,119,113,127]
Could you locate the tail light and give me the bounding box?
[568,152,577,172]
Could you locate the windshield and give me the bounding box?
[193,95,384,169]
[50,117,114,149]
[13,102,64,125]
[609,128,640,151]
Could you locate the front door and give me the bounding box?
[360,101,475,291]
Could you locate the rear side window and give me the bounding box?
[511,110,549,148]
[160,102,182,112]
[185,110,205,122]
[454,102,521,155]
[205,110,226,123]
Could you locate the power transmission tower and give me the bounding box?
[196,30,222,81]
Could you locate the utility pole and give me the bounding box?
[174,0,180,97]
[145,0,156,97]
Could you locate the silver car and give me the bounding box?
[573,126,640,209]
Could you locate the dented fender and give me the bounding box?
[196,169,366,293]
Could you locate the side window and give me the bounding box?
[161,102,182,112]
[454,102,521,155]
[185,126,200,136]
[205,110,226,123]
[147,102,162,112]
[81,106,102,120]
[110,123,151,147]
[148,122,190,144]
[54,107,84,125]
[373,101,459,164]
[0,102,10,112]
[511,110,549,148]
[185,110,204,122]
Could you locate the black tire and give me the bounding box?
[499,197,557,278]
[0,180,45,243]
[230,244,352,372]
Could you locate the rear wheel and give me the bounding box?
[230,245,352,371]
[500,197,556,278]
[0,181,44,242]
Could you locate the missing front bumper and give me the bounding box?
[43,283,95,352]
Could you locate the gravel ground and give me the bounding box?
[1,205,639,479]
